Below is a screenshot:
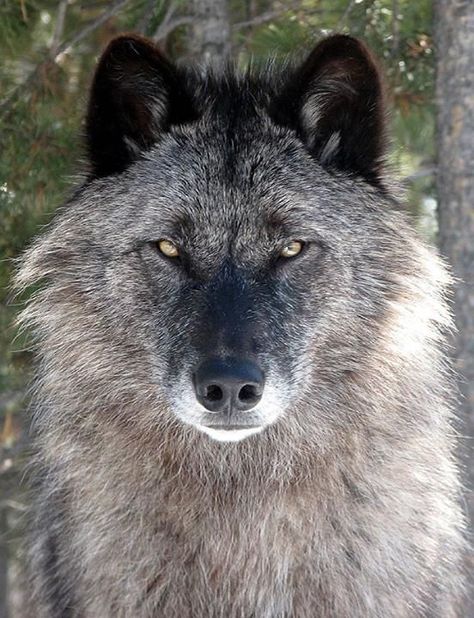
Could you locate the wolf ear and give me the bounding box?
[86,35,196,178]
[271,35,386,186]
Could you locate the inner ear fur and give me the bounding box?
[271,35,387,187]
[86,34,197,178]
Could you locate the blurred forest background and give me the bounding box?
[1,0,473,615]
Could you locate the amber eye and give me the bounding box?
[157,239,179,258]
[280,240,304,258]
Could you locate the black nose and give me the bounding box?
[193,358,264,414]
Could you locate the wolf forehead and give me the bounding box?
[84,144,361,266]
[129,134,330,230]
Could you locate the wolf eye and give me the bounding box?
[280,240,304,258]
[157,239,179,258]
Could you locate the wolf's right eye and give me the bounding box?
[156,239,180,258]
[280,240,304,258]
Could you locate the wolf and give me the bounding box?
[16,33,465,616]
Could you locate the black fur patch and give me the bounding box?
[86,34,386,186]
[86,34,197,177]
[270,35,386,186]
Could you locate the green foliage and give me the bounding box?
[0,0,146,399]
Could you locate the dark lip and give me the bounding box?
[203,424,261,431]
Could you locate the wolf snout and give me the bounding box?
[193,358,264,414]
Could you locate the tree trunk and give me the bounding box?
[435,0,474,610]
[189,0,231,61]
[0,504,8,618]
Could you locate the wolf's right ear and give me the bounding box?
[86,35,196,178]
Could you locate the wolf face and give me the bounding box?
[21,35,406,444]
[103,136,339,443]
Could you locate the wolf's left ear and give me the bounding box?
[271,35,386,187]
[86,35,196,178]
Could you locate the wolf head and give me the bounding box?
[17,35,449,447]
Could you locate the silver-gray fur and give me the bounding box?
[15,34,466,617]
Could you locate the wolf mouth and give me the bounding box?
[196,423,264,442]
[204,423,261,431]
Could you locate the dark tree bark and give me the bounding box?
[435,0,474,609]
[189,0,231,61]
[0,504,8,618]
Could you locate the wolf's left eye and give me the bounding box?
[157,239,180,258]
[280,241,304,258]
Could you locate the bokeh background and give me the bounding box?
[1,0,472,615]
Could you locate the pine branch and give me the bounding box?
[150,2,194,43]
[136,0,158,34]
[402,165,436,183]
[153,15,194,42]
[50,0,69,56]
[390,0,401,58]
[0,0,130,119]
[233,10,284,31]
[152,0,176,40]
[55,0,129,56]
[336,0,357,30]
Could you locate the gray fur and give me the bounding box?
[15,43,466,617]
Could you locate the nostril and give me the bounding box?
[206,384,223,402]
[238,384,260,404]
[194,358,264,414]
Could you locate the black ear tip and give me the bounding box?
[99,33,163,64]
[313,33,365,47]
[308,34,377,64]
[318,33,361,45]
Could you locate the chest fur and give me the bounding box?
[60,475,434,618]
